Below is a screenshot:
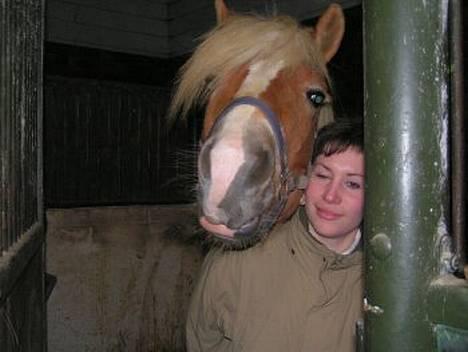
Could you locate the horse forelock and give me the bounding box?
[168,13,331,122]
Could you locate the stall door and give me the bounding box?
[0,0,47,351]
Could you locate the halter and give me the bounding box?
[203,96,312,239]
[209,96,309,195]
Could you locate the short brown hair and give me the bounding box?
[311,119,363,164]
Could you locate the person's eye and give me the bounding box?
[313,172,329,179]
[346,181,362,190]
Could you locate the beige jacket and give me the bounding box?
[186,208,363,352]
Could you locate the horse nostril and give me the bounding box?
[224,202,244,229]
[249,149,274,183]
[242,121,276,184]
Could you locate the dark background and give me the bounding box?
[43,6,364,208]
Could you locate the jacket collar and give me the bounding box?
[285,207,362,270]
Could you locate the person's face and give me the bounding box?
[304,147,364,244]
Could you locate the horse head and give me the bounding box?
[170,0,344,248]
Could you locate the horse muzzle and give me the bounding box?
[197,97,306,247]
[197,126,279,242]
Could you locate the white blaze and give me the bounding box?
[238,60,285,97]
[203,59,283,221]
[204,106,254,217]
[209,140,244,205]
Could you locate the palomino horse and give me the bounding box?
[170,0,345,248]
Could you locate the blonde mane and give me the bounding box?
[169,13,331,121]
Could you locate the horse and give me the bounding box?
[169,0,345,249]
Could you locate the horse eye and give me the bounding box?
[307,90,326,108]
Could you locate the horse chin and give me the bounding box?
[199,215,274,250]
[199,216,237,238]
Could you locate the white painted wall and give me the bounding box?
[46,0,361,58]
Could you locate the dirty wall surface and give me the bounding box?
[46,205,204,352]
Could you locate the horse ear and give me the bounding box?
[312,4,345,62]
[215,0,230,24]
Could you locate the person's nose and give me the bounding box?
[323,181,341,204]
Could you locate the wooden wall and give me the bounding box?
[46,0,361,58]
[0,248,46,352]
[44,75,200,207]
[46,0,171,57]
[0,0,47,350]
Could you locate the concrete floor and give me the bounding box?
[46,205,204,352]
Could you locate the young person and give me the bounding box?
[186,119,364,352]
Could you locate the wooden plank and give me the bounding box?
[48,0,168,36]
[44,77,197,206]
[0,223,44,303]
[0,2,47,347]
[1,0,43,250]
[48,0,168,20]
[0,246,45,352]
[45,0,364,58]
[47,17,170,57]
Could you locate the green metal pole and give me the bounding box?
[363,1,450,351]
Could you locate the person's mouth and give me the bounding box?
[316,207,341,221]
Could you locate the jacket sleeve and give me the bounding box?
[186,250,228,352]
